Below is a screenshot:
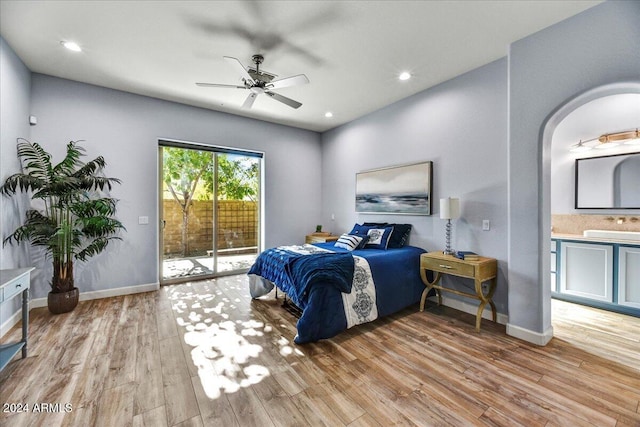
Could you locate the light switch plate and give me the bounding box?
[138,216,149,225]
[482,220,490,231]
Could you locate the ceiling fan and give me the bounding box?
[196,54,309,109]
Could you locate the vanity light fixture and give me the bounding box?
[569,128,640,151]
[597,128,640,148]
[622,128,640,145]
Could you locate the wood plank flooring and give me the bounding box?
[1,275,639,426]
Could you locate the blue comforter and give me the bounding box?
[248,243,427,343]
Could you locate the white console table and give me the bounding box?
[0,267,34,372]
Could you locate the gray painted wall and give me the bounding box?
[321,59,509,315]
[508,0,640,337]
[0,37,31,269]
[0,37,32,329]
[15,74,322,300]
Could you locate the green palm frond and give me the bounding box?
[74,155,105,177]
[16,138,53,183]
[74,157,122,192]
[79,216,125,238]
[77,175,122,192]
[32,176,82,200]
[52,141,85,177]
[70,197,119,217]
[0,173,44,196]
[0,139,55,196]
[76,236,121,262]
[3,209,57,247]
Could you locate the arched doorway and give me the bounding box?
[540,82,640,333]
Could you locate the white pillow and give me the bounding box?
[334,233,363,251]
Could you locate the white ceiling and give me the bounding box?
[0,0,601,133]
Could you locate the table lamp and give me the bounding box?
[440,197,460,255]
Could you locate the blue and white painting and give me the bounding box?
[356,161,432,215]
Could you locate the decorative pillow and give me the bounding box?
[365,227,394,250]
[334,233,364,251]
[387,224,412,248]
[349,223,377,237]
[363,223,412,248]
[355,235,370,249]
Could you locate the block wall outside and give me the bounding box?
[163,199,257,257]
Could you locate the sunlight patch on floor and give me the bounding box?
[166,280,276,400]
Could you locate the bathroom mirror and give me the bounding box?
[575,152,640,209]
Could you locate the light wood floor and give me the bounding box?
[1,275,639,426]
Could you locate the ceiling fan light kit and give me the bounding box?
[196,54,309,109]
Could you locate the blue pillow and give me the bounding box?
[363,223,412,248]
[355,235,370,249]
[365,227,394,250]
[388,224,412,248]
[349,223,376,236]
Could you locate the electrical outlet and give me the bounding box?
[482,220,490,231]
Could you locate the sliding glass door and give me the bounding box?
[159,141,261,284]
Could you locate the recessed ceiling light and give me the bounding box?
[325,112,333,118]
[61,41,82,52]
[398,71,411,81]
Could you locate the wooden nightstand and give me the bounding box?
[305,233,339,244]
[419,251,497,331]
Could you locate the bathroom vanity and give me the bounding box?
[551,231,640,316]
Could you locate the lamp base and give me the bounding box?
[444,219,454,256]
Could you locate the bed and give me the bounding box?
[248,233,427,343]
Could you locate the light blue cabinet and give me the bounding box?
[560,241,613,302]
[552,238,639,317]
[618,246,640,309]
[550,240,557,292]
[0,268,34,372]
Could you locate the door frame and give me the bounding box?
[158,138,264,285]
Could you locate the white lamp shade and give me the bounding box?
[440,197,460,220]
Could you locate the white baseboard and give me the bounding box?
[0,308,24,338]
[433,295,554,346]
[506,323,554,346]
[1,282,159,337]
[435,294,509,325]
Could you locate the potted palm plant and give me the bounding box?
[1,139,125,314]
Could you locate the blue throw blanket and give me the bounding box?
[286,252,354,305]
[248,245,354,308]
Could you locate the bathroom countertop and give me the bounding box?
[551,233,640,245]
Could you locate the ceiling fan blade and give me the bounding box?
[265,91,302,109]
[242,92,258,109]
[224,56,255,85]
[196,82,246,89]
[267,74,309,90]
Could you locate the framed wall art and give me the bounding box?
[355,161,432,215]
